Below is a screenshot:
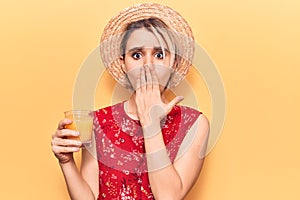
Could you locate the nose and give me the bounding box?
[143,52,154,66]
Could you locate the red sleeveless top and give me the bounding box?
[94,101,201,199]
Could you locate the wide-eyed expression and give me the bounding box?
[122,28,176,90]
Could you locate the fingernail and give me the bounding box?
[178,96,184,101]
[75,131,80,136]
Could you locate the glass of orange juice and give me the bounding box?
[64,110,94,148]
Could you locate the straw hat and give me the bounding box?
[100,2,194,88]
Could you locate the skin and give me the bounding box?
[51,28,209,200]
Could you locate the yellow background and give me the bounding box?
[0,0,299,199]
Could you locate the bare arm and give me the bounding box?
[143,115,209,200]
[52,119,98,200]
[135,66,209,199]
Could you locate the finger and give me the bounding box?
[57,118,73,130]
[150,65,160,91]
[135,73,143,103]
[52,137,82,147]
[166,96,184,113]
[52,145,80,154]
[135,77,144,111]
[136,74,141,94]
[145,65,152,90]
[140,67,146,93]
[53,129,79,139]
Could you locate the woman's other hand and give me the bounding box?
[51,119,82,164]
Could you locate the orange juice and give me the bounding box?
[64,110,94,147]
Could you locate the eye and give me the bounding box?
[154,51,165,59]
[132,52,142,59]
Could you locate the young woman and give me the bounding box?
[51,3,209,200]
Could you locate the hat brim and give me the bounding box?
[100,3,194,88]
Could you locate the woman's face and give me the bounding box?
[122,28,175,90]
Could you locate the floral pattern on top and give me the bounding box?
[94,101,201,200]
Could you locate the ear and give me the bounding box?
[172,59,179,70]
[120,56,126,73]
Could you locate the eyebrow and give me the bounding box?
[126,46,170,53]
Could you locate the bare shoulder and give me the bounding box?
[191,113,210,147]
[198,114,210,131]
[176,112,210,159]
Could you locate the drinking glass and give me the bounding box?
[64,110,94,148]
